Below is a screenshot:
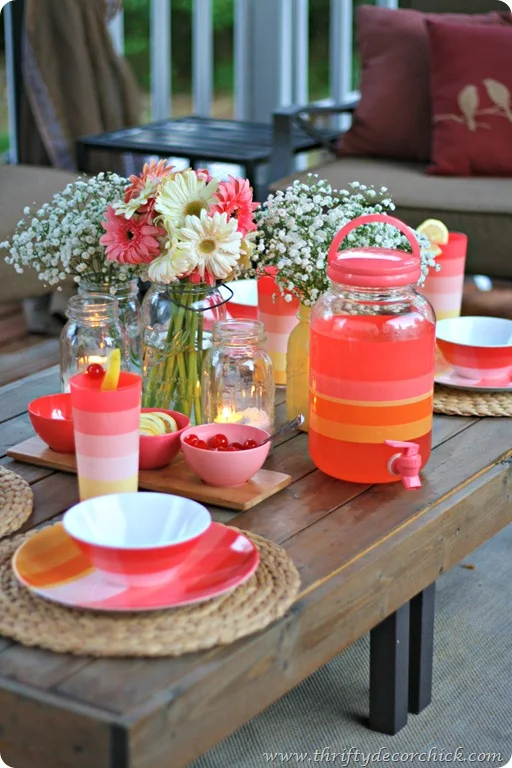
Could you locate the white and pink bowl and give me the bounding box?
[436,316,512,383]
[63,492,211,587]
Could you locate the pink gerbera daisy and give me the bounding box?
[125,159,175,203]
[100,206,165,265]
[211,176,259,236]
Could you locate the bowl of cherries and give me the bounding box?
[180,423,270,487]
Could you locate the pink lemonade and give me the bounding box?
[309,313,436,484]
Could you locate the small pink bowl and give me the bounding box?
[139,409,190,470]
[436,316,512,383]
[28,393,75,453]
[180,423,270,487]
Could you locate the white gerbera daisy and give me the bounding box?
[155,170,218,229]
[177,210,242,282]
[148,241,197,284]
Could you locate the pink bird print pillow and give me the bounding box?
[427,19,512,177]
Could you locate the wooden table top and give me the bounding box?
[1,367,511,768]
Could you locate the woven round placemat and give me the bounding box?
[0,466,33,539]
[0,526,300,657]
[434,385,512,417]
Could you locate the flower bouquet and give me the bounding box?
[253,175,437,306]
[102,160,258,423]
[1,172,135,290]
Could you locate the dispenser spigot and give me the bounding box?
[385,440,422,490]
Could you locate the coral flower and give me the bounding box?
[211,176,259,236]
[100,206,164,265]
[126,159,175,202]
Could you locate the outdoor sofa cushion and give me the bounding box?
[337,5,506,164]
[427,19,512,177]
[271,157,512,280]
[0,164,78,304]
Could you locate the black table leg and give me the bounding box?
[409,582,436,714]
[369,602,410,735]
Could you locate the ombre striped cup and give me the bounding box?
[419,233,468,321]
[70,372,142,501]
[257,267,299,387]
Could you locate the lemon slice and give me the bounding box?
[154,412,178,433]
[100,349,121,391]
[417,219,449,246]
[140,414,166,436]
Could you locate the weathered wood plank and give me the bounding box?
[20,473,79,532]
[0,338,60,388]
[0,455,54,484]
[0,646,90,690]
[0,680,117,768]
[0,366,59,423]
[0,414,36,458]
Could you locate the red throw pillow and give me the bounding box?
[427,20,512,177]
[337,6,508,164]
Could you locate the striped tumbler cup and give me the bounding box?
[70,372,142,500]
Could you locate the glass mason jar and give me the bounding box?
[141,282,230,424]
[309,213,436,486]
[60,294,127,392]
[286,304,311,431]
[78,278,142,374]
[202,319,275,432]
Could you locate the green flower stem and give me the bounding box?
[142,284,210,425]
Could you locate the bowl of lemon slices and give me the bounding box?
[139,408,190,470]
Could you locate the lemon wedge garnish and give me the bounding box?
[100,349,121,391]
[155,412,178,433]
[139,412,179,436]
[417,219,449,247]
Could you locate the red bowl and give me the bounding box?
[436,316,512,383]
[139,409,190,470]
[226,279,258,320]
[63,492,211,587]
[28,393,75,453]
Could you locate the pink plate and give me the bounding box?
[13,522,259,612]
[435,366,512,393]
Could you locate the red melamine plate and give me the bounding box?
[13,522,259,612]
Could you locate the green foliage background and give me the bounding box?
[122,0,371,98]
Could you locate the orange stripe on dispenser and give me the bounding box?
[311,391,433,426]
[309,413,433,444]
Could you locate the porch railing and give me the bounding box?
[116,0,399,123]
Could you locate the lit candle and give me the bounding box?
[214,406,271,432]
[214,406,244,425]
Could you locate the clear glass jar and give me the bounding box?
[310,281,435,484]
[202,319,275,432]
[286,304,311,431]
[78,278,142,374]
[141,282,229,424]
[60,294,127,392]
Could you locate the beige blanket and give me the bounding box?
[20,0,140,171]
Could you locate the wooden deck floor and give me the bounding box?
[0,304,59,387]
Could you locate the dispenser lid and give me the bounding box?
[327,247,421,288]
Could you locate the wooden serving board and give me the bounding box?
[8,437,292,512]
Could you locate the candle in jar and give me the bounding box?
[214,406,271,432]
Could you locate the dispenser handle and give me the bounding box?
[328,214,422,267]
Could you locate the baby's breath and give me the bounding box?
[252,175,438,306]
[0,172,140,290]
